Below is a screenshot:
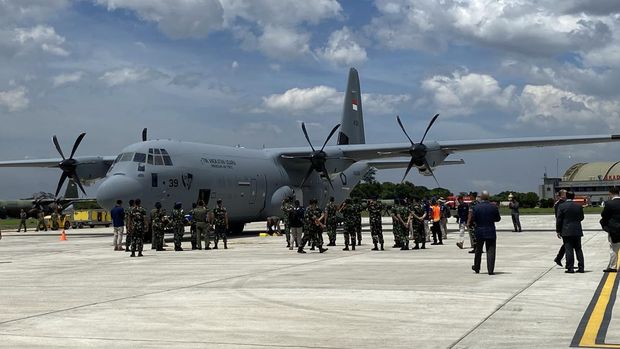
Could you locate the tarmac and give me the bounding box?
[0,214,618,349]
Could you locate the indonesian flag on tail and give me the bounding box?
[351,97,358,111]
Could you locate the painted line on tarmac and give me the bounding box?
[571,260,620,348]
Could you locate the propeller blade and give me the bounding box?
[320,124,341,152]
[321,165,335,190]
[55,172,69,198]
[69,133,86,159]
[420,113,439,144]
[299,166,315,188]
[401,157,416,183]
[70,174,87,196]
[301,123,315,152]
[142,128,147,142]
[52,135,65,160]
[424,159,440,187]
[396,116,414,145]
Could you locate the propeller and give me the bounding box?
[52,133,87,198]
[294,123,341,190]
[396,114,440,185]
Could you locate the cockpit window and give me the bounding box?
[147,154,154,165]
[133,152,146,163]
[113,154,122,164]
[161,149,173,166]
[119,152,134,162]
[154,155,163,165]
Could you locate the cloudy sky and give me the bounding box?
[1,0,620,198]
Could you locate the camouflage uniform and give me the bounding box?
[341,202,357,250]
[398,204,410,250]
[130,206,147,256]
[17,211,27,232]
[281,200,293,247]
[300,205,325,251]
[189,206,198,249]
[51,211,60,231]
[36,212,47,231]
[367,200,384,250]
[193,205,209,250]
[212,206,228,249]
[391,203,402,248]
[468,200,478,251]
[150,208,166,251]
[353,199,365,245]
[410,203,426,248]
[325,201,338,246]
[125,207,133,252]
[171,208,185,251]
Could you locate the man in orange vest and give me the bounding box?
[430,199,443,245]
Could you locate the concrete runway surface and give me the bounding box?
[0,214,618,348]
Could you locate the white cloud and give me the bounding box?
[231,60,239,69]
[240,122,283,136]
[0,1,69,24]
[316,27,367,66]
[95,0,224,39]
[368,0,613,57]
[420,71,516,116]
[257,25,310,59]
[12,25,69,56]
[0,86,29,112]
[99,67,168,87]
[52,71,84,87]
[262,85,410,115]
[518,84,620,129]
[221,0,342,27]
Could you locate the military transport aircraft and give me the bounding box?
[1,68,619,232]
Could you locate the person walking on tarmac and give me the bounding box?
[339,199,357,250]
[130,199,147,257]
[210,199,229,249]
[193,200,209,250]
[297,199,328,254]
[17,209,27,232]
[125,199,135,252]
[430,199,443,245]
[150,202,166,251]
[509,194,522,232]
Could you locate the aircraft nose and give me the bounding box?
[96,175,141,210]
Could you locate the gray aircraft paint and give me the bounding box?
[338,68,365,145]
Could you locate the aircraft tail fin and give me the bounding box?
[337,68,365,145]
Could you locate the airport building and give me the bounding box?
[540,162,620,205]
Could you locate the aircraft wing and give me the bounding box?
[0,158,63,168]
[0,156,117,182]
[293,134,620,161]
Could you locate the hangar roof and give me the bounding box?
[563,162,620,181]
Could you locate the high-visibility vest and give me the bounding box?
[432,205,441,222]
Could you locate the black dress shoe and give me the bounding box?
[468,249,475,254]
[603,268,618,272]
[554,258,563,267]
[565,269,575,274]
[472,265,479,274]
[577,269,585,273]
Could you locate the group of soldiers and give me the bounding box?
[278,195,463,253]
[14,209,62,232]
[120,198,230,257]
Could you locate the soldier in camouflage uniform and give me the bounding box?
[17,209,27,232]
[171,202,185,251]
[339,198,357,250]
[125,199,135,252]
[297,199,328,253]
[189,202,198,250]
[193,200,209,250]
[51,209,60,231]
[130,199,147,257]
[353,198,365,246]
[36,211,47,232]
[325,197,338,246]
[408,198,427,249]
[150,202,166,251]
[210,199,229,249]
[391,199,403,248]
[398,199,410,250]
[281,197,293,248]
[367,197,384,251]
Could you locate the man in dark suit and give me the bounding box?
[468,190,501,275]
[600,186,620,273]
[556,191,585,273]
[553,190,567,267]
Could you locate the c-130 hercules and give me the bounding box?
[1,68,619,233]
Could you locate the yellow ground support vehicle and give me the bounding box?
[46,200,111,229]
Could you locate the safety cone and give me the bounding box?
[59,230,67,241]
